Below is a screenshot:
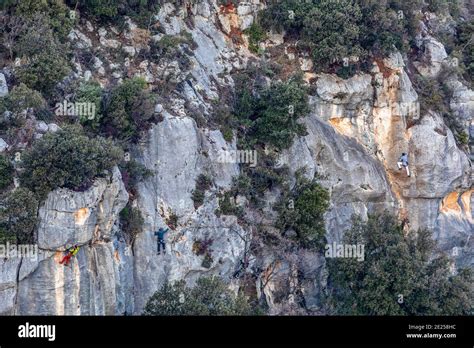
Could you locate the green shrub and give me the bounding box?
[327,213,473,315]
[216,191,243,218]
[425,0,460,15]
[221,126,234,142]
[75,0,120,18]
[358,1,406,57]
[0,187,38,243]
[457,131,469,145]
[303,0,363,70]
[119,159,153,194]
[13,13,71,96]
[101,77,157,143]
[412,74,447,114]
[231,152,290,208]
[7,83,46,113]
[17,51,70,98]
[235,75,309,150]
[120,204,144,245]
[192,238,213,268]
[191,174,212,209]
[0,83,46,127]
[148,33,195,72]
[10,0,75,40]
[412,69,467,142]
[260,0,419,72]
[276,174,330,249]
[151,34,195,58]
[20,125,123,200]
[75,80,103,127]
[0,0,16,10]
[0,155,14,191]
[166,212,178,230]
[69,0,160,27]
[456,19,473,84]
[143,276,261,315]
[260,0,314,35]
[244,22,267,54]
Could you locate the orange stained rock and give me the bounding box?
[375,58,396,79]
[329,118,352,136]
[440,189,473,215]
[54,251,63,262]
[220,2,236,14]
[229,25,243,44]
[440,191,462,214]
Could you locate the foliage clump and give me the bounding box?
[143,276,262,315]
[327,213,473,315]
[20,125,123,200]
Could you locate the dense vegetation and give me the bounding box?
[234,74,309,150]
[191,174,212,209]
[65,0,161,27]
[143,276,262,315]
[119,159,154,194]
[0,187,38,243]
[327,213,473,315]
[230,152,290,208]
[260,0,405,74]
[15,22,71,96]
[75,80,103,128]
[0,155,14,191]
[19,125,122,200]
[276,174,330,249]
[101,77,158,144]
[120,203,144,245]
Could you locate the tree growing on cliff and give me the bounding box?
[13,13,71,97]
[101,77,157,143]
[0,155,14,191]
[327,213,473,315]
[66,0,161,27]
[20,125,123,200]
[234,75,309,150]
[260,0,418,74]
[275,173,330,249]
[143,276,262,315]
[0,187,38,243]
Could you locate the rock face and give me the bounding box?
[0,138,8,152]
[0,1,472,315]
[1,167,130,315]
[282,115,396,243]
[0,73,8,97]
[310,51,472,269]
[37,167,128,251]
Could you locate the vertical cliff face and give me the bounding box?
[312,50,472,270]
[0,1,472,315]
[1,167,131,315]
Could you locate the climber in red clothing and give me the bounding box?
[59,245,79,266]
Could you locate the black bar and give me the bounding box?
[0,316,472,346]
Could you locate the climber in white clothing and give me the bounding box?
[397,153,410,177]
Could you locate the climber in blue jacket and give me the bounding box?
[154,227,169,255]
[397,153,411,177]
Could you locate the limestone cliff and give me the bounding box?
[0,0,471,315]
